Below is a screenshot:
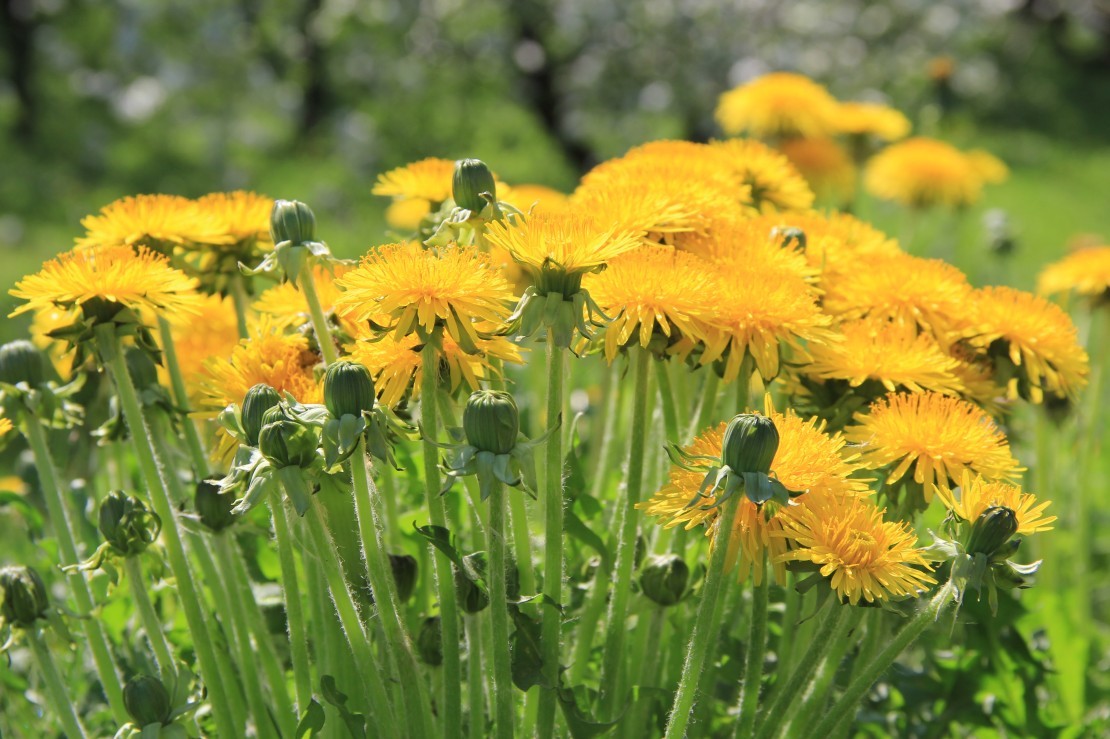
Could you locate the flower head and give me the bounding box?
[335,243,514,350]
[715,72,840,139]
[372,157,457,204]
[75,194,227,251]
[940,472,1055,537]
[709,139,815,213]
[167,293,241,401]
[865,137,1003,209]
[255,263,357,333]
[776,494,936,604]
[845,392,1021,502]
[835,102,911,141]
[500,184,569,214]
[193,191,274,249]
[1037,245,1110,300]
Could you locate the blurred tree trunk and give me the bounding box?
[1,0,36,141]
[299,0,331,135]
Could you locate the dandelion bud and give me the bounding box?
[324,360,376,418]
[452,159,497,213]
[242,384,282,447]
[270,199,317,245]
[99,491,160,556]
[258,406,318,469]
[195,479,237,533]
[454,552,490,614]
[123,674,172,727]
[967,506,1018,557]
[721,413,779,475]
[125,347,161,392]
[417,616,443,666]
[640,554,690,607]
[0,565,50,627]
[0,339,47,388]
[389,553,418,603]
[463,390,519,455]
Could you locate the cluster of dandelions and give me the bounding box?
[0,76,1100,739]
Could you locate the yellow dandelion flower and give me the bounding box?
[0,416,11,436]
[640,400,869,585]
[1037,245,1110,299]
[372,157,457,204]
[583,245,722,362]
[865,137,1001,209]
[778,137,857,206]
[966,286,1089,402]
[500,184,569,214]
[75,194,229,251]
[385,198,433,231]
[714,72,840,139]
[193,191,274,249]
[965,150,1009,185]
[709,138,815,213]
[776,494,936,604]
[29,305,80,378]
[835,102,911,141]
[343,329,523,408]
[844,392,1021,503]
[946,342,1007,415]
[822,253,971,338]
[805,318,965,395]
[940,472,1056,537]
[167,293,241,402]
[255,263,358,333]
[334,243,515,349]
[197,315,322,412]
[10,246,201,325]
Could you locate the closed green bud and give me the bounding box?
[195,479,236,533]
[0,565,50,627]
[640,554,690,607]
[123,674,172,727]
[324,360,376,418]
[242,384,282,447]
[258,406,318,468]
[0,339,47,388]
[99,491,161,556]
[454,552,490,614]
[452,159,497,212]
[463,390,519,455]
[125,347,160,392]
[270,199,317,245]
[967,506,1018,557]
[417,616,443,666]
[389,553,418,603]
[721,413,779,475]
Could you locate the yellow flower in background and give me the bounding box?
[343,329,523,408]
[864,137,1002,209]
[965,150,1009,185]
[255,263,357,333]
[335,242,514,348]
[966,286,1089,402]
[385,198,432,231]
[940,472,1056,537]
[10,246,201,324]
[776,494,936,604]
[372,157,457,204]
[75,194,228,250]
[835,102,911,141]
[584,245,722,362]
[0,416,11,436]
[822,253,971,338]
[778,137,857,206]
[845,392,1021,503]
[1038,245,1110,299]
[500,184,569,214]
[715,72,840,139]
[29,306,79,378]
[484,211,642,292]
[640,400,869,585]
[193,191,274,249]
[804,318,965,395]
[198,315,322,412]
[710,139,815,213]
[168,293,241,402]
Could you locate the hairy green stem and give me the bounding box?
[466,614,486,739]
[22,415,128,722]
[230,273,251,339]
[787,609,866,737]
[156,315,209,478]
[123,556,177,685]
[301,268,338,365]
[733,554,770,738]
[269,493,313,717]
[487,480,515,739]
[27,628,88,739]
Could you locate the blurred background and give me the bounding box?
[1,0,1109,326]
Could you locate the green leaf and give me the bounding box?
[295,700,326,738]
[509,607,548,691]
[566,510,610,571]
[414,523,466,569]
[319,675,367,739]
[556,685,621,738]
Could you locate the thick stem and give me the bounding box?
[663,494,743,739]
[655,359,681,445]
[123,556,177,685]
[420,338,464,739]
[536,331,565,737]
[599,346,652,715]
[352,439,434,738]
[753,601,850,739]
[787,609,865,737]
[487,481,515,739]
[230,273,252,339]
[466,614,486,739]
[690,371,720,440]
[97,326,239,737]
[733,553,770,738]
[21,415,128,723]
[156,315,209,478]
[800,581,957,739]
[301,268,339,365]
[508,489,536,599]
[269,493,313,717]
[626,607,667,739]
[27,628,88,739]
